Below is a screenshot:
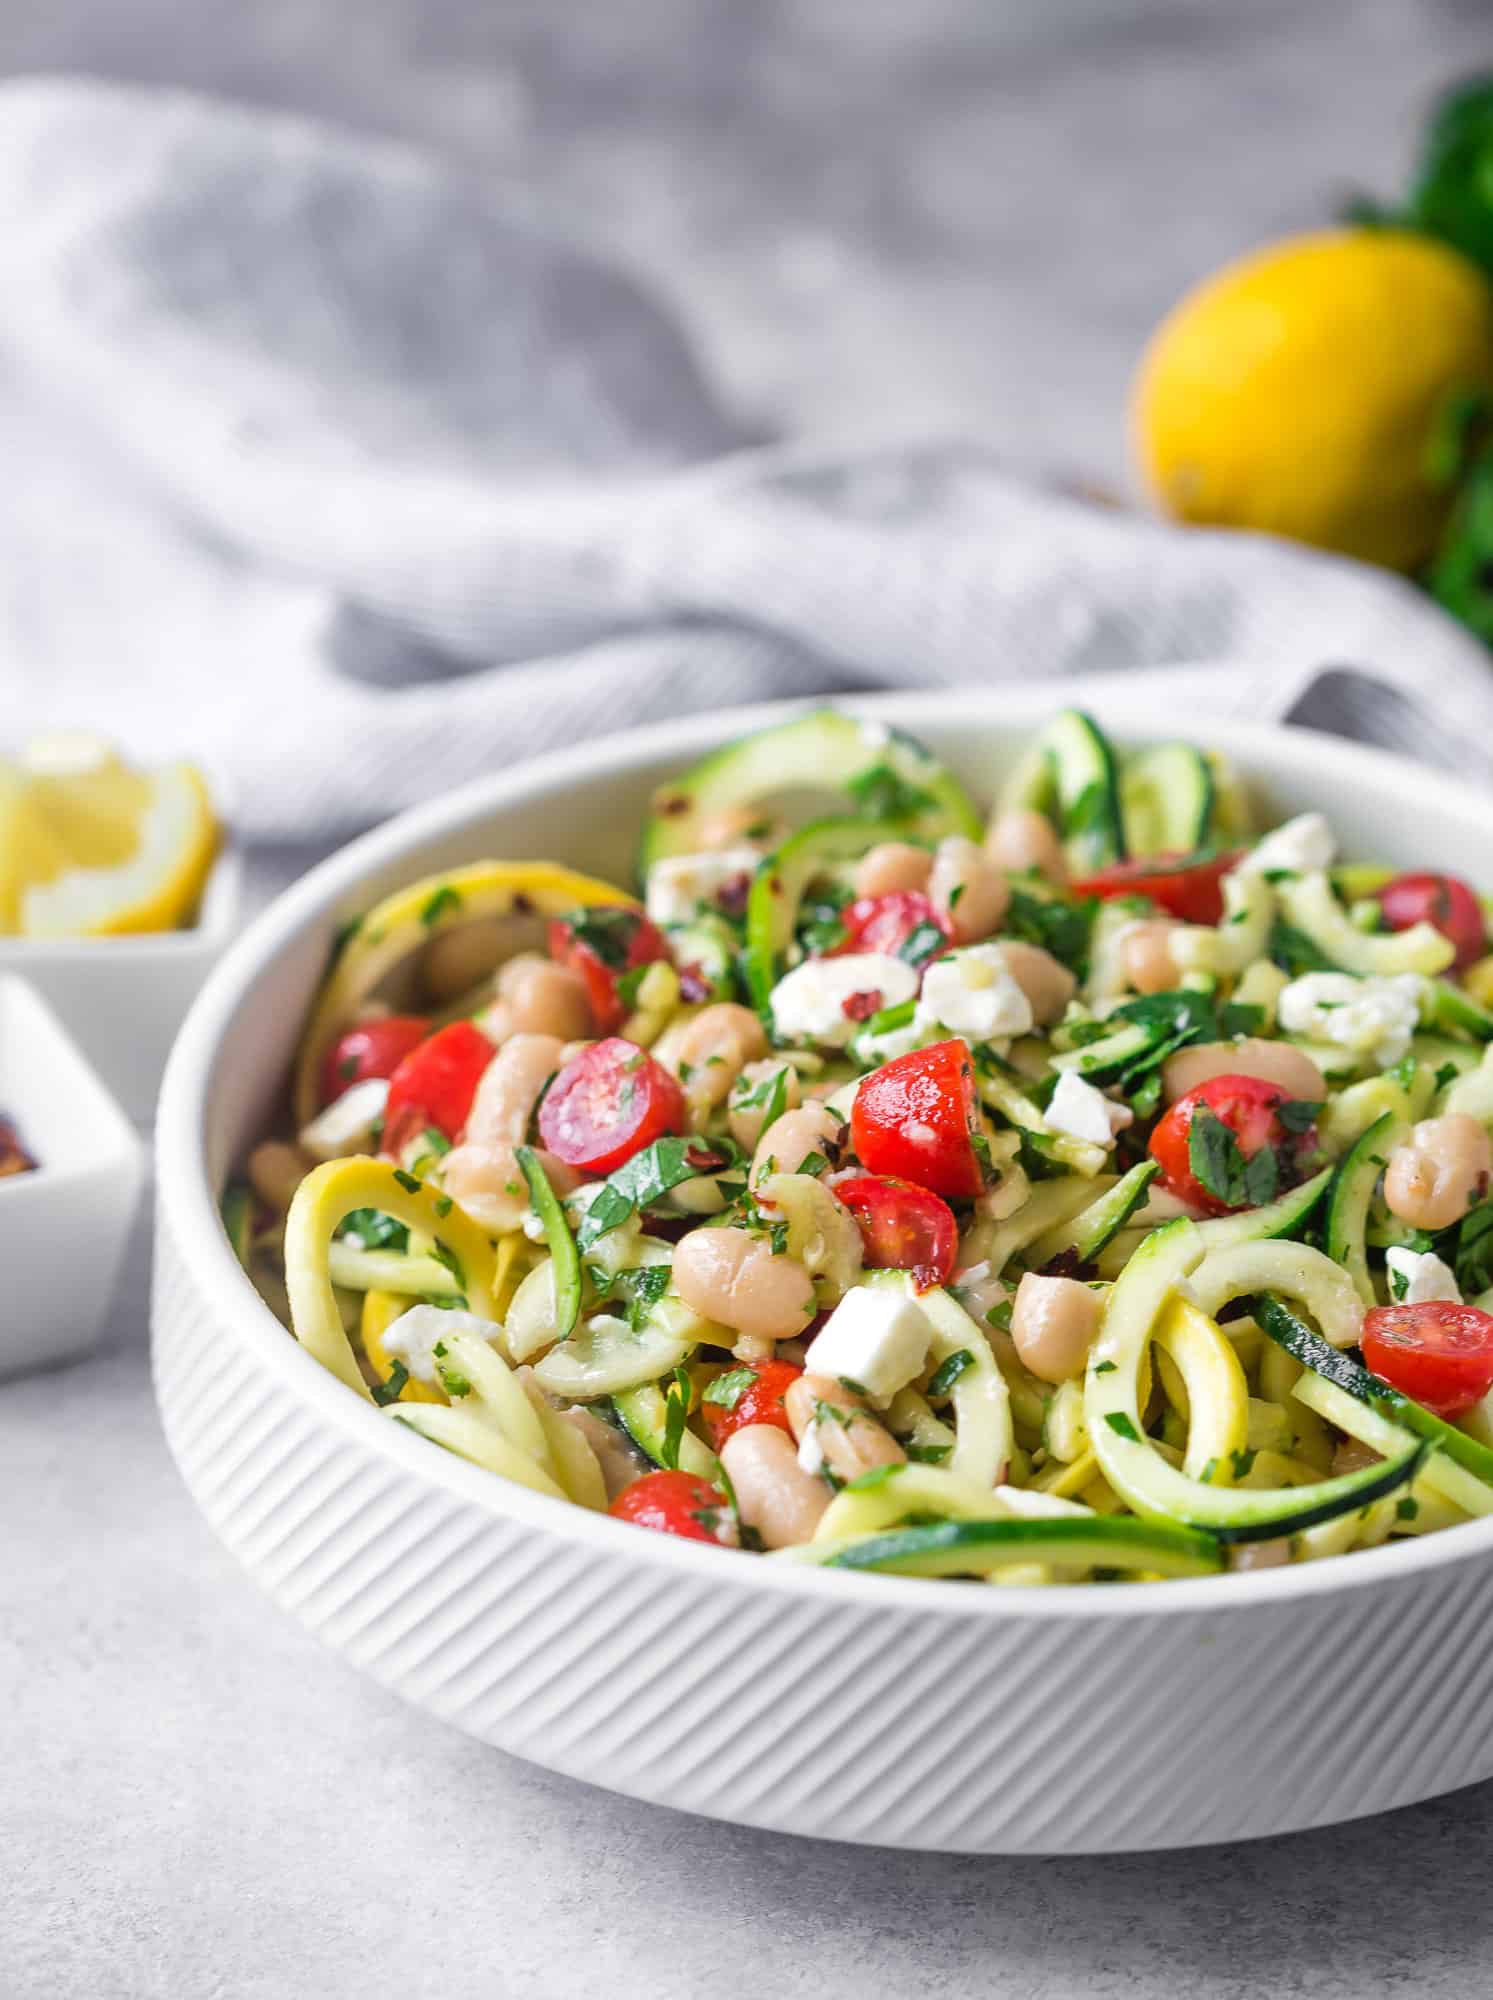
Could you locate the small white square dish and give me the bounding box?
[0,844,242,1125]
[0,973,145,1378]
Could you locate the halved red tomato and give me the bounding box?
[1069,851,1242,926]
[1361,1301,1493,1420]
[1377,872,1486,973]
[537,1035,686,1175]
[609,1470,737,1544]
[319,1014,430,1108]
[381,1019,494,1157]
[831,891,950,963]
[850,1038,985,1200]
[699,1359,803,1450]
[832,1173,958,1290]
[1148,1072,1317,1217]
[548,907,670,1033]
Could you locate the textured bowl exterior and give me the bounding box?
[153,689,1493,1852]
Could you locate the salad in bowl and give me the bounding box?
[226,708,1493,1587]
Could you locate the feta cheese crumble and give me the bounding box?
[1385,1246,1462,1306]
[1276,972,1425,1070]
[1045,1070,1134,1149]
[916,944,1034,1045]
[803,1284,934,1405]
[769,952,918,1048]
[645,848,761,927]
[378,1305,505,1386]
[1235,812,1337,879]
[299,1077,390,1161]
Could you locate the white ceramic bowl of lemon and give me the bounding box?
[152,691,1493,1853]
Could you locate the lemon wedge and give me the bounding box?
[0,736,219,937]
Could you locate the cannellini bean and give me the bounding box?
[984,807,1067,884]
[853,841,933,900]
[495,955,594,1041]
[1229,1538,1292,1572]
[784,1373,906,1482]
[728,1059,803,1153]
[1010,1272,1104,1384]
[437,1034,571,1230]
[247,1140,314,1214]
[720,1425,830,1549]
[441,1143,579,1234]
[1332,1436,1381,1477]
[995,940,1076,1025]
[420,917,512,1004]
[464,1033,564,1150]
[1383,1115,1493,1233]
[929,836,1011,945]
[1121,920,1181,996]
[671,1227,817,1342]
[663,1003,769,1114]
[750,1103,849,1187]
[1162,1037,1328,1106]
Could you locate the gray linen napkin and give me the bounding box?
[0,76,1488,842]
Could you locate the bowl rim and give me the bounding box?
[156,686,1493,1623]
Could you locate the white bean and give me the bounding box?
[1010,1272,1103,1384]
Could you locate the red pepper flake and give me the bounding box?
[716,872,752,918]
[841,988,883,1023]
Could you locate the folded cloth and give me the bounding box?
[0,76,1488,844]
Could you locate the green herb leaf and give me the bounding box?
[1104,1411,1142,1443]
[1001,887,1096,978]
[1187,1104,1279,1210]
[846,762,938,822]
[927,1348,974,1397]
[575,1135,746,1249]
[339,1207,410,1254]
[371,1361,409,1407]
[661,1364,691,1470]
[702,1367,758,1411]
[419,884,463,928]
[558,905,647,971]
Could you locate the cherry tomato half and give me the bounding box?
[1361,1301,1493,1420]
[832,1173,958,1290]
[537,1035,686,1175]
[319,1014,430,1108]
[609,1470,737,1545]
[832,891,950,963]
[1069,851,1243,926]
[699,1359,804,1450]
[381,1019,494,1158]
[850,1038,985,1200]
[1148,1073,1317,1218]
[548,907,670,1034]
[1377,872,1486,973]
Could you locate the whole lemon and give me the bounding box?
[1132,228,1493,571]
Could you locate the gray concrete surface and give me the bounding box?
[6,4,1493,1996]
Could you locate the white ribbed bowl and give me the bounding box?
[153,689,1493,1852]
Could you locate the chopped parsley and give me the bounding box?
[576,1135,747,1249]
[419,883,464,927]
[1103,1411,1142,1443]
[702,1367,758,1412]
[846,761,939,822]
[927,1349,974,1397]
[1187,1104,1280,1210]
[339,1207,410,1254]
[371,1361,410,1407]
